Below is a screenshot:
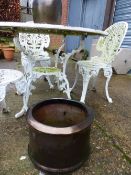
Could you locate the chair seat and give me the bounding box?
[33,67,61,74]
[77,57,107,69]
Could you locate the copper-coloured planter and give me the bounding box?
[27,98,94,174]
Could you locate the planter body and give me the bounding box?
[32,0,62,24]
[0,45,3,59]
[2,48,15,61]
[27,99,94,174]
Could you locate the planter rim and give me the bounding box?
[27,98,94,135]
[2,48,15,50]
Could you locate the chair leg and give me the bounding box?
[45,76,54,89]
[63,76,71,99]
[91,76,97,92]
[39,171,46,175]
[90,68,100,92]
[0,85,9,113]
[1,99,10,113]
[80,74,91,103]
[15,89,28,118]
[2,99,6,110]
[15,76,33,118]
[58,73,71,99]
[15,106,26,118]
[15,85,30,118]
[70,64,79,92]
[104,68,113,103]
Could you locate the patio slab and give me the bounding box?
[0,54,131,175]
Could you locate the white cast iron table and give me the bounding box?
[0,22,107,118]
[0,22,107,36]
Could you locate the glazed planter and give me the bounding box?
[0,49,4,59]
[2,48,15,61]
[27,98,94,174]
[32,0,62,24]
[0,44,3,59]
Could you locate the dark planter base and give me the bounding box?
[27,99,94,174]
[28,145,88,174]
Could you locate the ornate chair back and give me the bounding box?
[96,22,128,64]
[18,32,50,61]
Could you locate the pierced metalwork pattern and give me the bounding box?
[19,33,50,60]
[96,22,128,63]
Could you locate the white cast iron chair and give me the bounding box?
[14,33,77,118]
[71,22,128,103]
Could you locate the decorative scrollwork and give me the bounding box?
[19,32,50,61]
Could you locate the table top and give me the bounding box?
[0,22,107,37]
[0,69,23,86]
